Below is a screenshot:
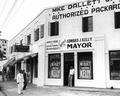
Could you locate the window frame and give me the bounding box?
[50,21,59,36]
[115,12,120,29]
[48,53,61,79]
[34,28,39,42]
[77,52,93,80]
[109,50,120,80]
[82,16,93,32]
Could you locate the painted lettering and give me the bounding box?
[52,6,65,12]
[67,42,92,49]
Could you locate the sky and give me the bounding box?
[0,0,84,41]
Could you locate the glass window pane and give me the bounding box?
[77,52,93,79]
[48,53,61,79]
[109,50,120,80]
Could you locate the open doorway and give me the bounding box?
[64,53,74,86]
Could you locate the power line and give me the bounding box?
[0,0,7,15]
[1,0,25,30]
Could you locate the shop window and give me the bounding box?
[77,52,93,79]
[40,24,44,38]
[109,50,120,80]
[115,12,120,29]
[27,34,31,45]
[48,53,61,79]
[34,28,39,41]
[34,56,38,78]
[50,21,59,36]
[82,16,93,32]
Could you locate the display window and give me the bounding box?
[48,53,61,79]
[77,52,93,79]
[109,50,120,80]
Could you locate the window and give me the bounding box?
[10,46,13,53]
[115,12,120,29]
[27,34,31,45]
[109,50,120,80]
[48,53,61,78]
[82,16,93,32]
[3,48,6,51]
[40,24,44,38]
[34,28,39,41]
[3,51,6,54]
[77,52,93,79]
[50,21,59,36]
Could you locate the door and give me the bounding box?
[64,53,74,86]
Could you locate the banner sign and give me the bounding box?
[51,0,120,20]
[46,37,93,51]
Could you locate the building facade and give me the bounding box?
[0,39,8,71]
[6,0,120,88]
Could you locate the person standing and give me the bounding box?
[68,66,74,87]
[27,70,31,83]
[17,69,24,95]
[2,70,5,81]
[23,70,27,90]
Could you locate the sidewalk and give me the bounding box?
[0,80,120,96]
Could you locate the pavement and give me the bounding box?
[0,77,120,96]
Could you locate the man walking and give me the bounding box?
[17,69,24,95]
[23,70,27,90]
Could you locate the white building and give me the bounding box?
[0,39,8,71]
[5,0,120,88]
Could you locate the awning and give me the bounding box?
[3,57,16,67]
[14,53,38,64]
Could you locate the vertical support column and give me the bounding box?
[15,64,17,80]
[74,51,77,86]
[23,60,26,71]
[94,35,106,88]
[21,61,24,70]
[37,42,45,86]
[61,52,63,85]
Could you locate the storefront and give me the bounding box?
[45,36,102,87]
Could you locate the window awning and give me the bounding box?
[3,57,16,67]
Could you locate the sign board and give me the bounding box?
[46,37,93,51]
[50,0,120,20]
[14,45,29,52]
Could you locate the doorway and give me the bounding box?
[64,53,74,86]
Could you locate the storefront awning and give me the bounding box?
[3,57,16,67]
[14,53,38,64]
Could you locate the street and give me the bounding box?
[0,76,120,96]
